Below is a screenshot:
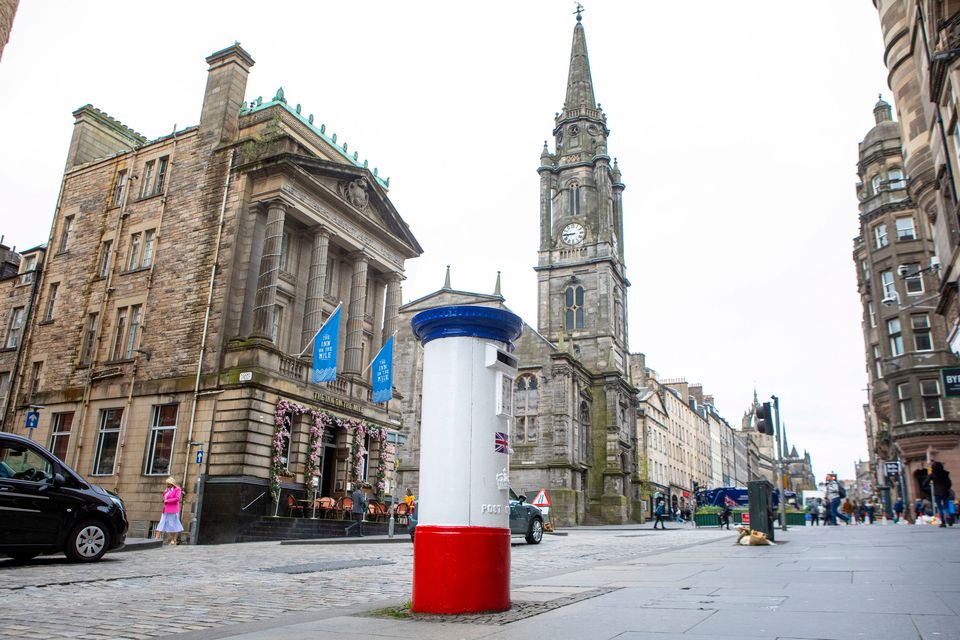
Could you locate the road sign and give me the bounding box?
[196,449,204,464]
[25,411,39,429]
[885,460,900,476]
[531,488,551,507]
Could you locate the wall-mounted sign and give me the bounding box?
[942,368,960,397]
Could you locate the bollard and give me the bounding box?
[410,306,522,614]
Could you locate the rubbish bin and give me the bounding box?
[748,479,774,542]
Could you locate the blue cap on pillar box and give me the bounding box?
[411,306,522,347]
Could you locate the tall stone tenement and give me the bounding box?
[0,44,421,543]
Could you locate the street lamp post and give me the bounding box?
[771,395,787,531]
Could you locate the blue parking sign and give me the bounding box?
[25,411,39,429]
[196,449,203,464]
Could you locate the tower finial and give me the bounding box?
[494,271,502,296]
[443,265,451,289]
[574,2,584,21]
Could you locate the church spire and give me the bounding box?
[564,14,596,111]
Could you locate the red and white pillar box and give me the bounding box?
[410,305,523,614]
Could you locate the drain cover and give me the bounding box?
[263,559,393,574]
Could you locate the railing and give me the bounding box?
[279,354,305,379]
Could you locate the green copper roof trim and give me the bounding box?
[239,94,389,190]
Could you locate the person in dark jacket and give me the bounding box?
[930,461,953,528]
[653,498,668,530]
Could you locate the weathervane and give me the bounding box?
[574,2,584,21]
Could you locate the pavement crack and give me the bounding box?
[4,573,165,591]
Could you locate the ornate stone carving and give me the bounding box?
[339,177,369,211]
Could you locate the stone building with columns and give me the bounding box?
[0,44,420,542]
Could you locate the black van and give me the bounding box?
[0,431,128,562]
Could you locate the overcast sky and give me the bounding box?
[0,2,889,482]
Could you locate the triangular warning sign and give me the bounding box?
[531,488,551,507]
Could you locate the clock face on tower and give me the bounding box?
[561,223,586,245]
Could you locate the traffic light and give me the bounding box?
[693,481,700,494]
[755,402,773,435]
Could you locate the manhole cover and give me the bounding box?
[263,559,393,574]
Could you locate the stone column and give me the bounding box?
[382,273,401,343]
[252,201,286,338]
[301,227,331,350]
[343,252,369,374]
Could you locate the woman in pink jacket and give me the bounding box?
[157,476,183,545]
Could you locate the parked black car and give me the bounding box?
[408,489,544,544]
[0,431,128,562]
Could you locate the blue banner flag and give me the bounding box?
[371,336,394,403]
[312,305,341,383]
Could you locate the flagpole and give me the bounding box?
[361,330,398,376]
[297,302,342,357]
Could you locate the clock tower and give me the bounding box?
[536,12,628,374]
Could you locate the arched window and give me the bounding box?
[568,182,581,215]
[565,286,585,330]
[514,375,538,442]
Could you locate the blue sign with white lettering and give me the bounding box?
[25,411,39,429]
[196,450,203,464]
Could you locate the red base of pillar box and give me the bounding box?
[412,525,511,614]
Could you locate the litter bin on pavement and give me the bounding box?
[748,479,775,542]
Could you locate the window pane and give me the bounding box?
[83,313,99,365]
[895,217,915,240]
[112,307,127,360]
[141,161,155,198]
[565,288,573,307]
[576,308,584,329]
[911,314,930,329]
[576,287,584,306]
[527,416,538,441]
[50,412,73,460]
[126,305,142,359]
[94,409,123,475]
[915,331,932,351]
[920,380,940,396]
[923,397,942,419]
[565,309,573,329]
[142,230,156,268]
[155,157,168,194]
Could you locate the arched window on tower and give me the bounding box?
[565,286,585,330]
[514,375,538,442]
[568,182,581,216]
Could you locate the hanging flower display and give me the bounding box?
[272,398,388,504]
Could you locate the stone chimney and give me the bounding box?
[199,44,255,145]
[64,105,145,169]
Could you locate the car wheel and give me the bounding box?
[65,521,110,562]
[6,550,40,562]
[525,517,543,545]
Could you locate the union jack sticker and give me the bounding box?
[494,432,509,454]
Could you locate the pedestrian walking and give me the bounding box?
[893,497,904,523]
[351,482,369,536]
[653,498,668,529]
[826,474,850,525]
[929,461,953,528]
[719,503,732,530]
[156,476,183,545]
[808,500,820,526]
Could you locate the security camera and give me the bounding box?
[931,256,941,270]
[897,265,909,277]
[881,296,898,307]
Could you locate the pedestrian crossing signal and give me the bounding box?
[755,402,773,435]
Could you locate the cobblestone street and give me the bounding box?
[1,527,728,639]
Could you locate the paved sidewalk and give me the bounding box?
[206,523,959,640]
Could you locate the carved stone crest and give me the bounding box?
[338,177,369,211]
